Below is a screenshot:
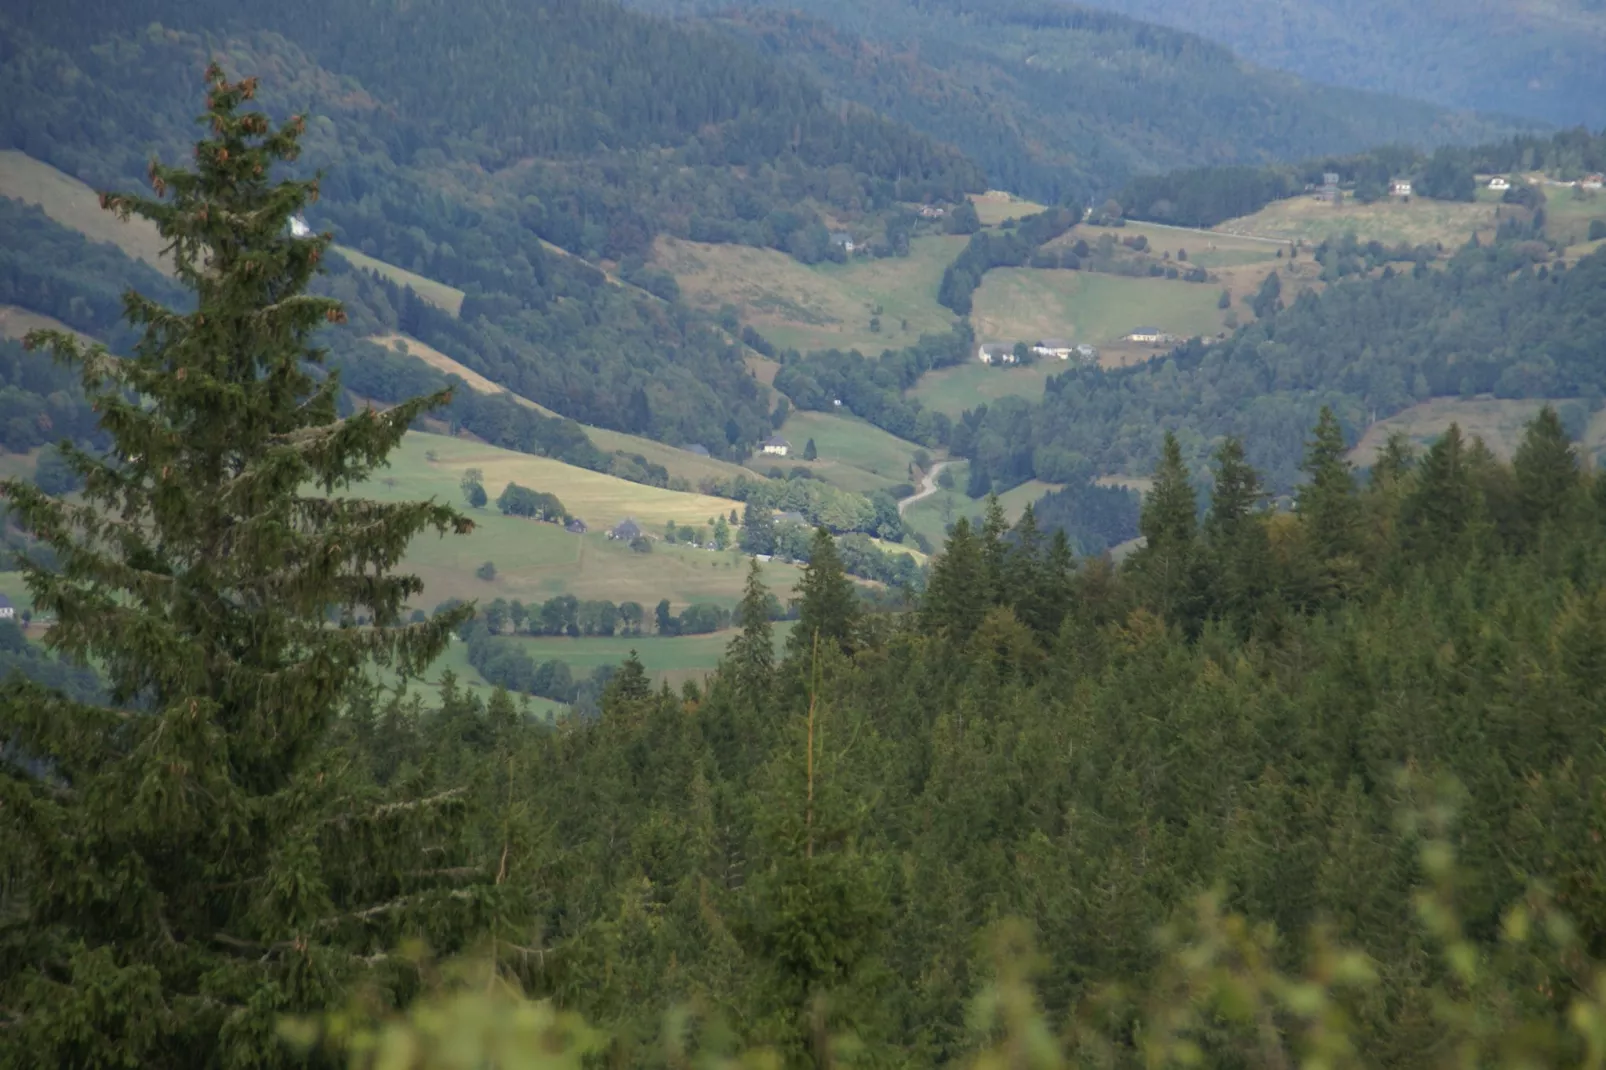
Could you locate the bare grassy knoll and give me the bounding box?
[653,234,964,355]
[1218,195,1498,248]
[908,361,1064,417]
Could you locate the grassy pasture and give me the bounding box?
[1217,195,1497,248]
[488,622,794,690]
[969,269,1229,350]
[653,234,963,355]
[899,465,1059,550]
[907,360,1064,417]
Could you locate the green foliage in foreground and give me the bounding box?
[8,71,1606,1070]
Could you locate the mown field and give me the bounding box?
[1217,194,1498,248]
[969,269,1230,352]
[1543,190,1606,246]
[0,305,90,345]
[652,233,965,355]
[907,360,1065,417]
[491,621,795,690]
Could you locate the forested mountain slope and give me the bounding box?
[627,0,1538,205]
[1057,0,1606,128]
[0,0,982,455]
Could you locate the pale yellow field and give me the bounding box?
[970,191,1049,226]
[385,432,733,530]
[653,234,964,355]
[0,150,171,273]
[0,305,92,345]
[1218,195,1498,248]
[970,269,1230,349]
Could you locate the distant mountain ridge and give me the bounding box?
[624,0,1542,205]
[1047,0,1606,128]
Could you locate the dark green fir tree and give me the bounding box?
[0,69,488,1068]
[788,529,859,659]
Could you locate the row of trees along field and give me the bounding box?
[11,74,1606,1070]
[1116,127,1606,228]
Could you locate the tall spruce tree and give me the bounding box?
[729,558,776,709]
[1129,432,1201,629]
[788,529,859,659]
[1512,405,1580,539]
[1297,407,1360,561]
[921,517,988,642]
[0,70,485,1068]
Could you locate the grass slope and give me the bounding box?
[334,247,465,316]
[769,411,924,489]
[1349,397,1606,468]
[0,305,91,345]
[653,233,964,355]
[970,192,1050,226]
[490,622,795,689]
[907,361,1065,418]
[899,463,1058,548]
[0,150,170,273]
[347,431,802,610]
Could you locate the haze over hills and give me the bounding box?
[1052,0,1606,128]
[624,0,1541,206]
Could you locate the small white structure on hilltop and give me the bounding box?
[977,343,1017,365]
[761,436,791,457]
[1488,176,1511,191]
[1031,339,1076,360]
[1390,179,1413,198]
[289,215,313,238]
[0,594,14,620]
[1126,326,1166,344]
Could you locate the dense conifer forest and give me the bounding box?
[5,73,1606,1070]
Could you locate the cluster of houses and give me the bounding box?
[977,340,1099,365]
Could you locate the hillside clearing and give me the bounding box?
[364,332,758,486]
[0,150,171,273]
[899,465,1058,548]
[770,411,924,487]
[907,360,1064,417]
[488,624,794,689]
[1218,195,1497,248]
[970,270,1229,350]
[334,247,465,316]
[1350,397,1606,468]
[0,305,92,346]
[970,191,1049,226]
[653,234,963,355]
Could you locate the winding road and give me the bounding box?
[898,461,951,515]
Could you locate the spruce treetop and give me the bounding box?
[0,66,482,1066]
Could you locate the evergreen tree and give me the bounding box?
[803,438,818,461]
[741,497,777,555]
[979,494,1010,606]
[1400,423,1483,563]
[1205,437,1264,536]
[1005,504,1048,634]
[1297,407,1360,561]
[788,528,859,659]
[921,517,989,642]
[729,558,776,710]
[1512,405,1579,539]
[1141,433,1197,551]
[0,69,483,1068]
